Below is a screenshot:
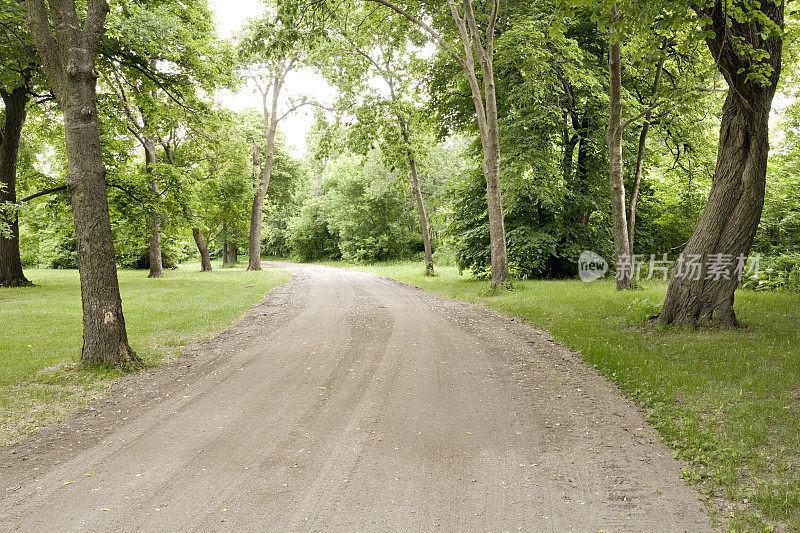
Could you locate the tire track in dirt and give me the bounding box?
[0,263,715,532]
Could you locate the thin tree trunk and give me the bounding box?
[483,127,508,287]
[222,220,231,266]
[409,154,434,276]
[231,230,239,264]
[247,158,270,270]
[606,37,632,290]
[452,0,509,288]
[628,125,647,256]
[364,0,510,287]
[0,86,31,287]
[144,135,163,278]
[476,14,509,288]
[575,115,592,225]
[655,1,783,328]
[182,205,212,272]
[248,87,278,271]
[192,227,213,271]
[396,114,434,276]
[628,52,665,255]
[562,132,578,184]
[383,68,434,275]
[25,0,138,367]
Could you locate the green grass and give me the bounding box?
[332,259,800,531]
[0,261,287,445]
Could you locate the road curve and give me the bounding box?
[0,263,714,532]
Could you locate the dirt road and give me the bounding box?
[0,264,713,531]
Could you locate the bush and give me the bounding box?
[324,157,417,262]
[41,233,79,269]
[741,253,800,292]
[280,154,419,263]
[286,196,340,262]
[444,171,610,279]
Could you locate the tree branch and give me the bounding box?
[622,99,667,131]
[277,100,334,124]
[84,0,109,59]
[462,0,487,65]
[363,0,467,70]
[19,185,69,203]
[23,0,62,96]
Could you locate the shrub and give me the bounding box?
[286,197,340,262]
[740,253,800,292]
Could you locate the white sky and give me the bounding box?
[208,0,337,157]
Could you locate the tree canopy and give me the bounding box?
[2,0,799,348]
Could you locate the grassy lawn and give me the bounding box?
[0,261,287,446]
[333,260,800,531]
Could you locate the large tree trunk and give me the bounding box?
[25,0,138,367]
[606,39,632,290]
[65,70,137,366]
[655,1,783,328]
[144,136,163,278]
[0,86,31,287]
[657,93,776,327]
[483,127,509,287]
[192,226,213,271]
[247,170,268,270]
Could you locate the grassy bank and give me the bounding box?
[0,262,287,445]
[335,260,800,531]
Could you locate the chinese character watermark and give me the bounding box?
[578,251,762,284]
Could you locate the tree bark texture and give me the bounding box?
[656,1,783,328]
[605,38,632,290]
[0,86,31,287]
[192,226,213,271]
[248,75,282,271]
[25,0,138,366]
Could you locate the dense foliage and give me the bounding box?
[1,0,798,291]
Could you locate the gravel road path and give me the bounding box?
[0,263,714,531]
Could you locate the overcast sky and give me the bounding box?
[207,0,336,157]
